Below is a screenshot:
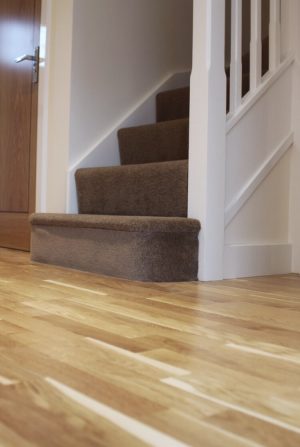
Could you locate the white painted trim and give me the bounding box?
[67,71,190,213]
[250,0,262,92]
[36,0,52,212]
[188,0,227,281]
[290,0,300,273]
[227,56,294,132]
[225,132,294,227]
[269,0,281,71]
[36,0,74,213]
[223,243,292,279]
[230,0,243,113]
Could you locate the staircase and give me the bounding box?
[31,87,201,282]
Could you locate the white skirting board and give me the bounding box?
[223,243,292,279]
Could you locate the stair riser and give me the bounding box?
[156,87,190,123]
[118,119,189,165]
[31,225,199,282]
[76,160,188,217]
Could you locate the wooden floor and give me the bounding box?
[0,248,299,447]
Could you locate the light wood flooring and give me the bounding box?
[0,248,299,447]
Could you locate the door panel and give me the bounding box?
[0,213,31,249]
[0,0,40,250]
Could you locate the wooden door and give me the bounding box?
[0,0,41,251]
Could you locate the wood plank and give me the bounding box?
[0,248,299,446]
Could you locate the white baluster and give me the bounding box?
[188,0,227,280]
[230,0,243,113]
[269,0,281,70]
[250,0,262,91]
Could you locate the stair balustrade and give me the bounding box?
[228,0,282,116]
[189,0,289,281]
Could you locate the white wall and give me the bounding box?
[289,1,300,273]
[37,0,193,213]
[69,0,193,168]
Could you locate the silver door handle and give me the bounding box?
[15,47,40,84]
[15,54,37,63]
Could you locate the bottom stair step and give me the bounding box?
[30,214,200,282]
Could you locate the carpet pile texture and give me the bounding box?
[31,86,200,281]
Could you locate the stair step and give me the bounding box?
[156,87,190,122]
[118,118,189,165]
[30,84,201,282]
[76,160,188,217]
[31,214,200,282]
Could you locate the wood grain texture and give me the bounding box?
[0,0,40,250]
[0,248,299,446]
[0,213,30,250]
[0,0,35,212]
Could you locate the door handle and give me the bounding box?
[15,54,36,63]
[15,47,40,84]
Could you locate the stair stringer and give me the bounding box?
[66,72,190,213]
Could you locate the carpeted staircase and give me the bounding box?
[31,87,201,282]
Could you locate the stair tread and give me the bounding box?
[31,213,200,233]
[31,85,199,282]
[119,117,188,134]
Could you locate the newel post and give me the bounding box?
[188,0,227,281]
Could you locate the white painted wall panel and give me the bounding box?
[225,151,291,245]
[225,59,294,278]
[226,67,293,207]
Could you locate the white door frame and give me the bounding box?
[36,0,73,213]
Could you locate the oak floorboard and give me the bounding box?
[0,248,299,446]
[202,410,300,447]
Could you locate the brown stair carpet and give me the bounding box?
[31,85,200,282]
[156,87,190,122]
[76,160,188,217]
[31,214,200,282]
[118,118,189,165]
